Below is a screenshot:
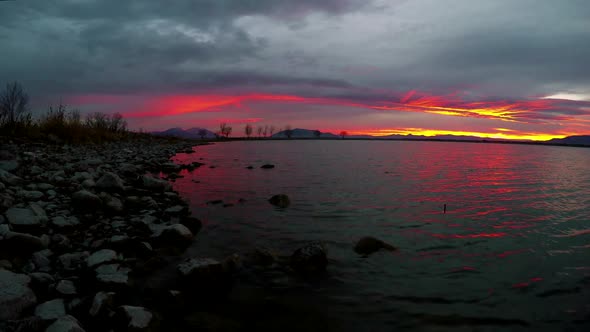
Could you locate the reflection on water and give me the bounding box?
[172,140,590,331]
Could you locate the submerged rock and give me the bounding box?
[260,164,275,169]
[353,236,397,256]
[290,243,328,274]
[0,269,37,320]
[268,194,290,208]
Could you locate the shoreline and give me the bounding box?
[0,136,337,331]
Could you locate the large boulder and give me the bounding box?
[0,269,38,320]
[154,224,193,248]
[87,249,118,268]
[2,231,47,253]
[72,190,102,211]
[290,243,328,274]
[96,172,125,192]
[353,236,397,256]
[95,264,131,289]
[141,175,171,192]
[268,194,290,208]
[89,291,116,317]
[34,298,66,321]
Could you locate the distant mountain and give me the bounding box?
[272,128,339,138]
[152,127,216,139]
[548,135,590,146]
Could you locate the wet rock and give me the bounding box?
[46,315,86,332]
[260,164,275,169]
[245,247,278,267]
[89,291,115,317]
[165,205,187,216]
[29,272,55,296]
[141,175,171,192]
[95,264,131,288]
[56,280,77,296]
[81,179,96,189]
[177,258,231,295]
[353,236,397,256]
[102,194,124,213]
[290,243,328,274]
[0,269,37,320]
[5,207,42,232]
[96,172,125,192]
[180,216,202,234]
[115,305,156,331]
[0,169,22,185]
[28,202,48,222]
[0,160,18,172]
[268,194,290,208]
[3,231,47,253]
[32,249,52,270]
[206,199,223,205]
[51,216,80,228]
[154,224,193,248]
[20,190,44,201]
[87,249,118,268]
[59,252,89,270]
[35,298,66,321]
[246,166,254,169]
[72,190,102,211]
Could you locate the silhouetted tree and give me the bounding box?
[340,131,348,139]
[285,125,293,139]
[263,125,268,137]
[0,81,30,128]
[257,126,263,137]
[244,124,253,138]
[269,125,275,137]
[313,130,321,138]
[219,122,232,138]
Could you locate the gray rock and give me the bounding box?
[51,216,80,228]
[165,205,187,215]
[290,242,328,274]
[103,195,124,213]
[155,224,193,247]
[5,207,42,232]
[0,169,22,185]
[35,298,66,321]
[353,236,397,256]
[30,166,44,175]
[0,182,5,191]
[141,175,171,192]
[95,264,131,288]
[96,172,125,192]
[3,232,47,253]
[89,291,115,317]
[58,252,88,270]
[0,269,37,320]
[72,190,102,211]
[81,179,96,189]
[56,280,77,296]
[28,202,48,222]
[20,190,44,201]
[46,315,86,332]
[268,194,290,208]
[116,305,155,331]
[177,258,222,278]
[32,250,52,270]
[87,249,118,268]
[0,160,19,172]
[37,183,54,191]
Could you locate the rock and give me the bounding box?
[89,291,115,317]
[56,280,77,296]
[178,258,222,278]
[165,205,187,216]
[268,194,290,208]
[58,252,88,270]
[81,179,96,189]
[290,243,328,274]
[245,247,278,267]
[5,207,42,232]
[115,305,156,331]
[35,298,66,321]
[260,164,275,169]
[3,232,47,253]
[180,216,202,234]
[177,258,232,295]
[246,166,254,169]
[103,195,124,213]
[95,264,131,288]
[353,236,397,256]
[0,269,37,320]
[141,175,171,192]
[96,172,125,192]
[30,166,44,175]
[28,202,48,222]
[0,160,18,172]
[154,224,193,248]
[20,190,44,201]
[46,315,86,332]
[72,190,102,211]
[32,250,52,270]
[0,168,22,185]
[87,249,118,268]
[29,272,55,296]
[51,216,80,228]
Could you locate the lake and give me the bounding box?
[171,140,590,331]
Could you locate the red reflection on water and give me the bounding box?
[512,277,543,288]
[496,248,529,258]
[433,232,507,239]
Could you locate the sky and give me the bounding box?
[1,0,590,140]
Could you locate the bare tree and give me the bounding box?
[224,125,232,138]
[339,131,348,139]
[257,126,263,138]
[198,128,207,139]
[263,125,268,138]
[269,125,275,137]
[244,124,253,138]
[0,82,30,127]
[285,125,293,139]
[219,122,228,139]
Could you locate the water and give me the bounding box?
[171,140,590,331]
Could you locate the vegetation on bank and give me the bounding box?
[0,82,132,143]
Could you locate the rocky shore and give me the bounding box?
[0,136,332,332]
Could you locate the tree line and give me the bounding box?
[0,82,128,143]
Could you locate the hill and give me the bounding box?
[272,128,339,138]
[152,127,216,139]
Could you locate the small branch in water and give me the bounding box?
[443,204,447,214]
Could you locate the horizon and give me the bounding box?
[1,1,590,140]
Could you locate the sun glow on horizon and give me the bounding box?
[347,128,569,141]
